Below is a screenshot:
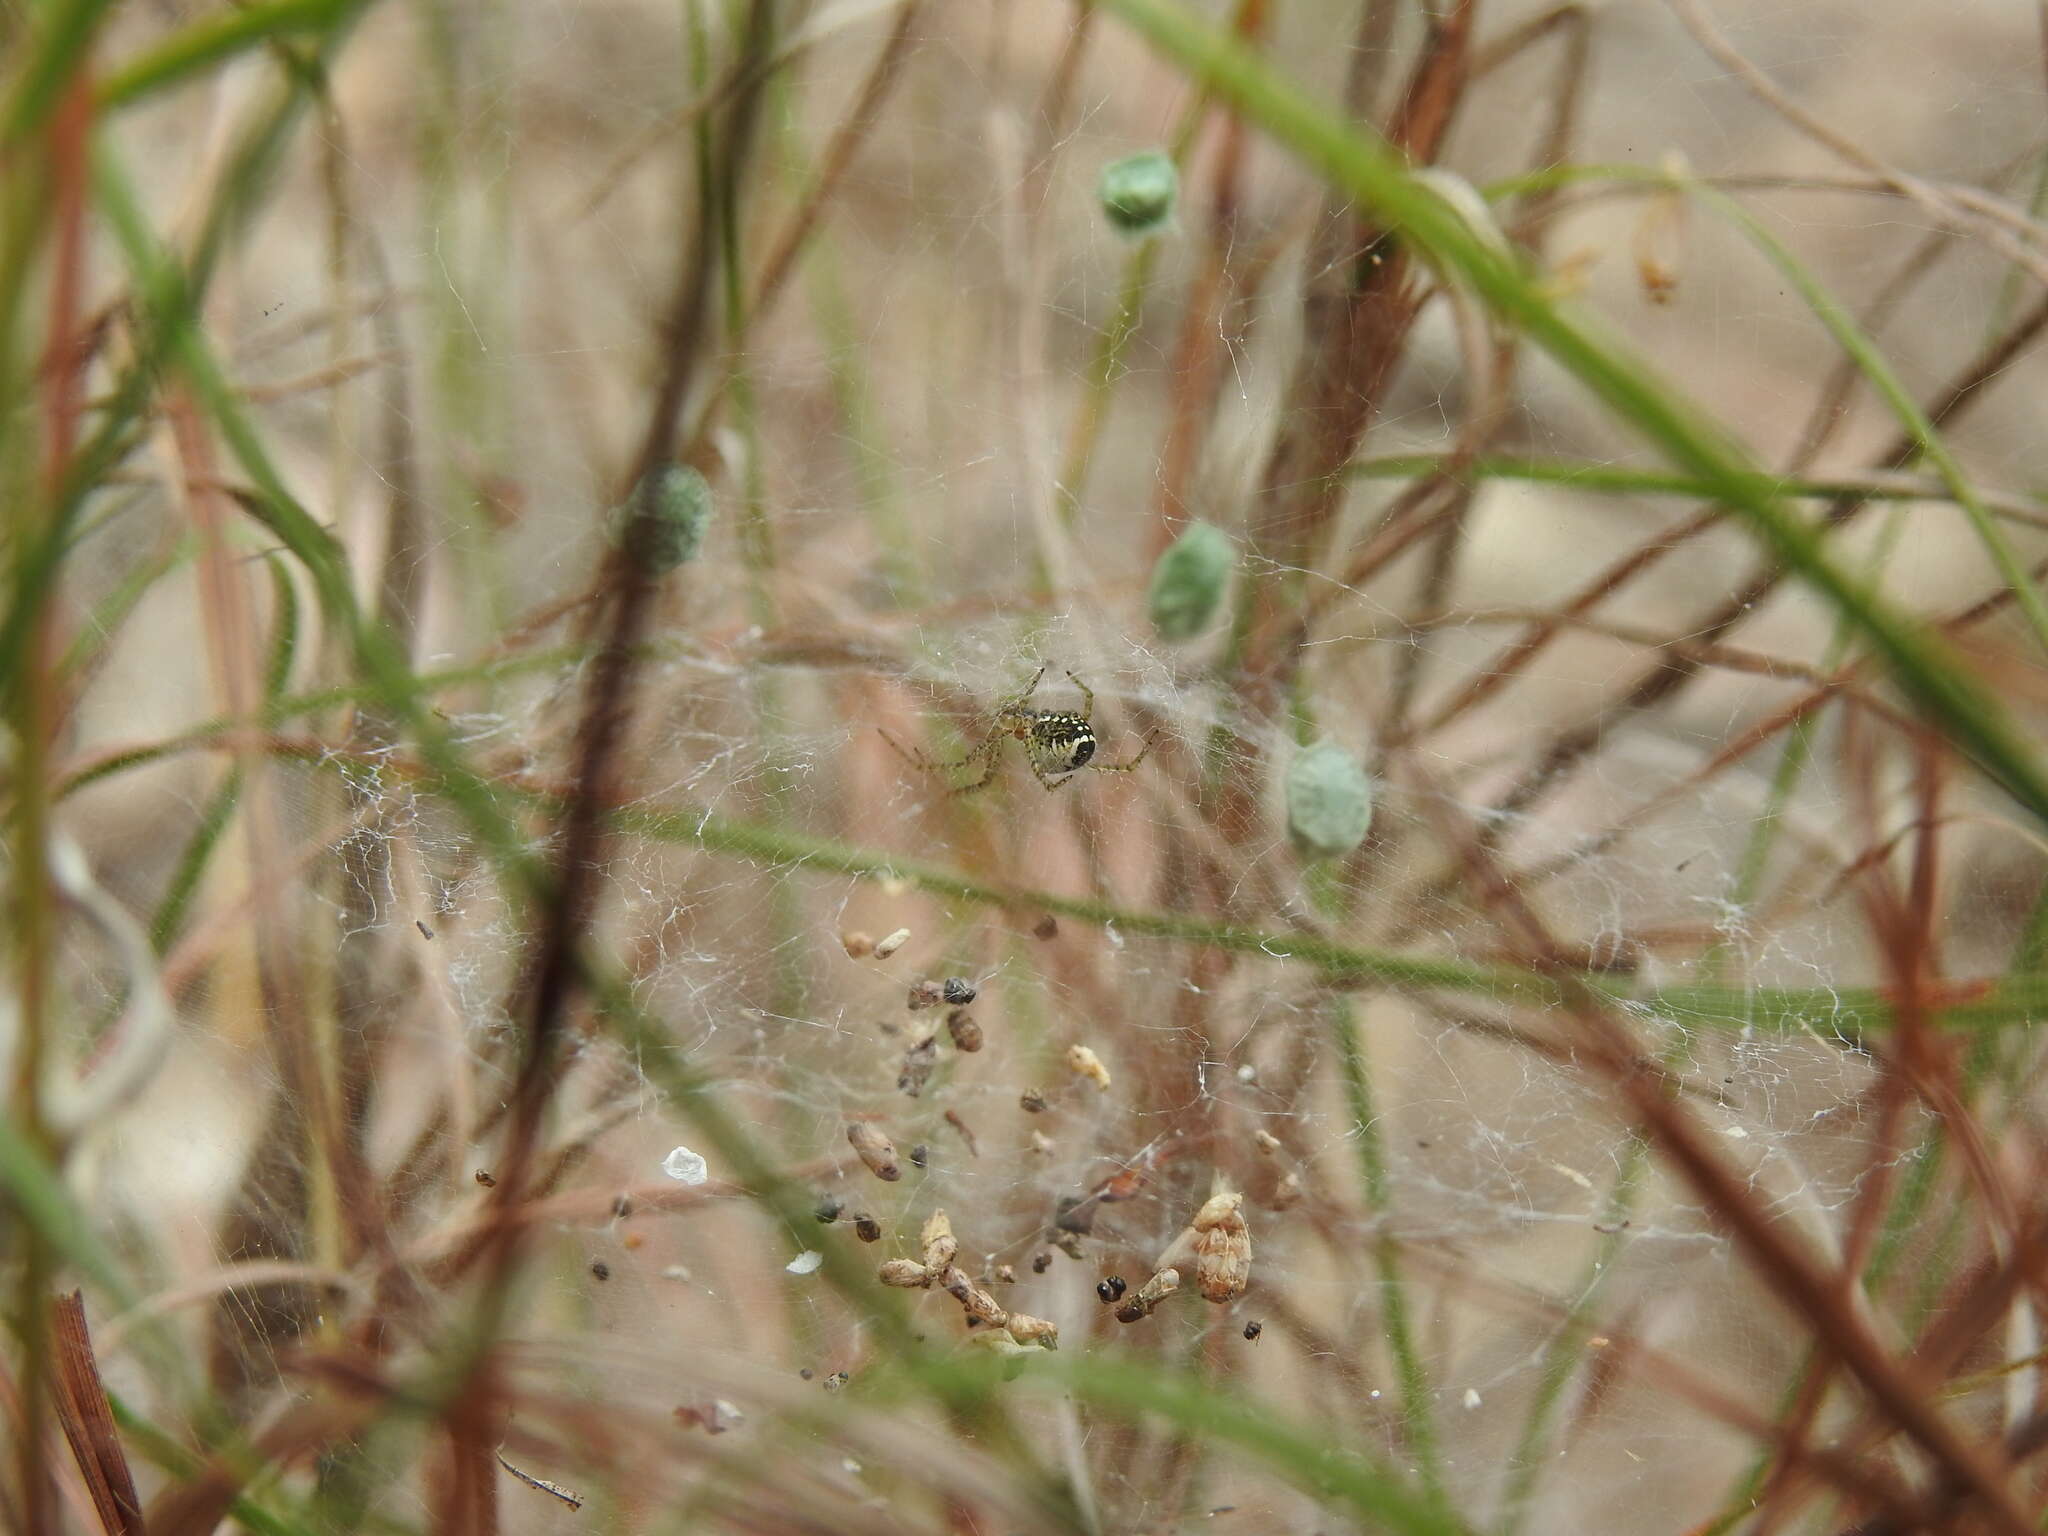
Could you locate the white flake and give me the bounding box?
[663,1146,710,1184]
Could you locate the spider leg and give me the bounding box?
[881,724,1001,778]
[878,727,931,770]
[927,731,1004,773]
[1086,726,1160,775]
[1000,663,1047,717]
[1062,669,1094,722]
[1029,760,1078,792]
[944,736,1007,794]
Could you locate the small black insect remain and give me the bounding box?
[1242,1320,1262,1343]
[1097,1275,1128,1305]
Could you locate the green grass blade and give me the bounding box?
[62,699,2048,1040]
[90,145,545,897]
[1345,454,2048,534]
[149,771,242,953]
[259,550,300,712]
[95,0,363,112]
[0,0,118,144]
[1333,1001,1445,1503]
[1097,0,2048,827]
[1687,180,2048,659]
[906,1352,1472,1536]
[58,531,194,683]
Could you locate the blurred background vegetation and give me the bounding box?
[9,0,2048,1532]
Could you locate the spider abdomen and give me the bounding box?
[1025,711,1096,775]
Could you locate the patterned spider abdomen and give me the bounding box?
[1026,712,1096,776]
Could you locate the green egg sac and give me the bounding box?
[1147,520,1232,641]
[1286,740,1374,861]
[611,463,713,575]
[1097,150,1178,238]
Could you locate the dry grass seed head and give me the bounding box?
[1004,1313,1059,1349]
[878,1258,930,1288]
[920,1209,957,1270]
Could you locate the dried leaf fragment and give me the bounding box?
[1066,1044,1112,1091]
[50,1292,143,1536]
[674,1398,744,1434]
[1632,152,1690,306]
[945,1009,983,1052]
[497,1451,583,1510]
[1116,1267,1180,1323]
[847,1122,901,1182]
[1053,1195,1095,1235]
[897,1035,938,1097]
[1140,1267,1179,1304]
[943,1108,980,1157]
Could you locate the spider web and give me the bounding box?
[50,0,2048,1533]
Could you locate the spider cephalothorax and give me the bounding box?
[889,666,1154,793]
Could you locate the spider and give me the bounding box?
[886,666,1156,793]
